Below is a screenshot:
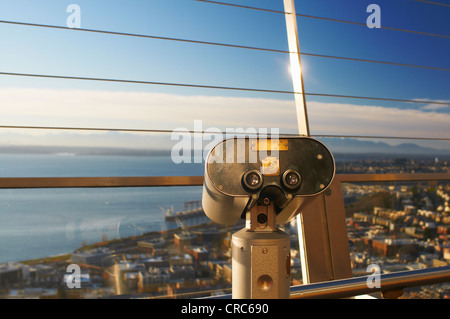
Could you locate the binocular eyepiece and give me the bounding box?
[202,137,335,226]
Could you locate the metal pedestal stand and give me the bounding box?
[231,200,291,299]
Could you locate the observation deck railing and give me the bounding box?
[1,172,449,299]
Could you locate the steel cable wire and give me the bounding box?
[1,20,448,72]
[195,0,450,39]
[0,125,449,142]
[1,71,449,106]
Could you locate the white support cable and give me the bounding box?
[284,0,310,137]
[284,0,313,286]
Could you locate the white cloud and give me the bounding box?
[0,87,449,149]
[0,87,298,131]
[307,101,450,140]
[419,99,450,111]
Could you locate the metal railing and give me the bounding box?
[1,172,449,188]
[0,176,204,188]
[290,265,450,299]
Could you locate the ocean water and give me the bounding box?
[0,154,205,263]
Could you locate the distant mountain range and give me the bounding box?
[1,137,449,159]
[316,137,450,159]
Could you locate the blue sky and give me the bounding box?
[0,0,449,151]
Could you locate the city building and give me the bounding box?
[71,247,113,267]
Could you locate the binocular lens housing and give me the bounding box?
[202,137,335,226]
[243,170,264,191]
[282,169,301,190]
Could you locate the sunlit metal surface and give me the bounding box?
[283,0,310,137]
[0,176,204,188]
[290,265,450,299]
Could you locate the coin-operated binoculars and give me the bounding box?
[202,137,335,298]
